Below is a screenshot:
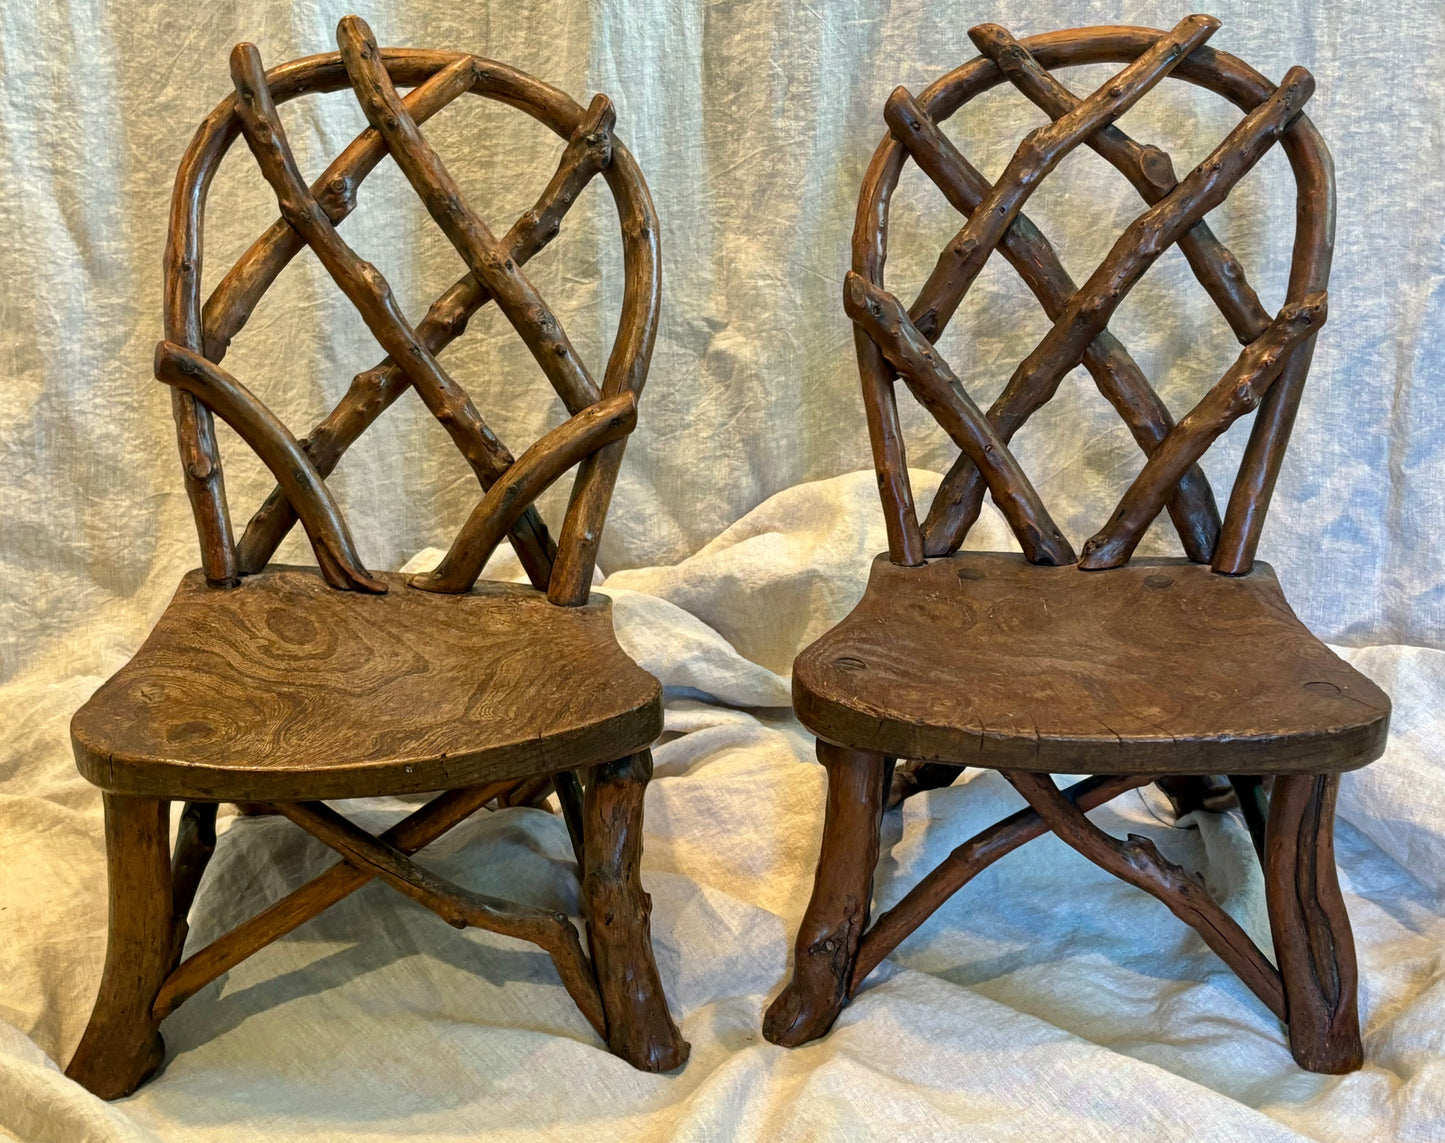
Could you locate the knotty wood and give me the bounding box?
[72,568,662,801]
[65,796,173,1099]
[339,17,600,416]
[582,751,690,1070]
[971,23,1270,343]
[908,15,1219,341]
[154,341,385,593]
[851,774,1153,989]
[1007,771,1286,1019]
[233,91,616,584]
[851,29,1333,566]
[925,65,1316,552]
[276,799,607,1038]
[882,87,1221,563]
[763,744,889,1048]
[793,553,1390,775]
[416,392,639,594]
[230,43,519,482]
[843,273,1074,565]
[201,57,476,363]
[1080,292,1326,568]
[797,24,1368,1074]
[1265,773,1362,1072]
[154,780,511,1019]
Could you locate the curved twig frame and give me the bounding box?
[163,27,660,605]
[853,22,1334,574]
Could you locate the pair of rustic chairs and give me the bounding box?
[66,15,1388,1099]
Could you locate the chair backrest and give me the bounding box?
[848,18,1334,574]
[158,15,659,606]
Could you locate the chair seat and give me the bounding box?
[72,567,662,801]
[792,552,1390,775]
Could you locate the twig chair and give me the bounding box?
[763,18,1388,1074]
[66,16,688,1099]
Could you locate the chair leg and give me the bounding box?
[66,794,174,1099]
[581,750,689,1072]
[1264,773,1363,1073]
[763,742,889,1047]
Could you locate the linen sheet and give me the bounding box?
[3,0,1443,1138]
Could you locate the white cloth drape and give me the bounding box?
[2,1,1443,1139]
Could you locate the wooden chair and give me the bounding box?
[66,16,688,1099]
[763,18,1389,1074]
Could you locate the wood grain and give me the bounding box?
[849,27,1333,569]
[762,744,890,1047]
[1266,773,1362,1072]
[843,273,1074,565]
[793,553,1390,774]
[881,85,1221,563]
[71,568,661,801]
[65,795,173,1099]
[582,751,690,1070]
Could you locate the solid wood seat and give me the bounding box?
[765,19,1382,1076]
[794,553,1389,775]
[72,568,662,802]
[65,17,689,1101]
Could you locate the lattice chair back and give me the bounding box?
[158,16,657,606]
[848,18,1333,574]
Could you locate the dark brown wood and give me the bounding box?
[1230,774,1270,859]
[582,751,690,1071]
[970,23,1270,343]
[275,799,607,1038]
[338,17,600,416]
[795,553,1389,775]
[1079,292,1327,569]
[200,57,477,363]
[1007,771,1286,1018]
[792,21,1372,1075]
[232,91,617,585]
[75,23,683,1096]
[154,781,511,1019]
[844,273,1074,565]
[886,759,959,808]
[72,568,662,802]
[924,63,1315,552]
[882,86,1221,564]
[853,774,1152,988]
[415,392,639,594]
[230,43,519,479]
[851,28,1333,566]
[154,341,386,593]
[65,795,174,1099]
[762,744,889,1048]
[1266,774,1362,1072]
[908,15,1220,340]
[170,801,218,926]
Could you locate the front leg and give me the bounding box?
[1265,772,1363,1073]
[582,750,689,1071]
[66,794,175,1099]
[763,742,890,1047]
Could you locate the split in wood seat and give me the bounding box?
[66,15,687,1100]
[764,18,1387,1075]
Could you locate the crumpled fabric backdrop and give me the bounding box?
[1,0,1443,1140]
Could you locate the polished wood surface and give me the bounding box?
[67,16,686,1098]
[72,568,661,801]
[768,20,1378,1075]
[794,553,1389,775]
